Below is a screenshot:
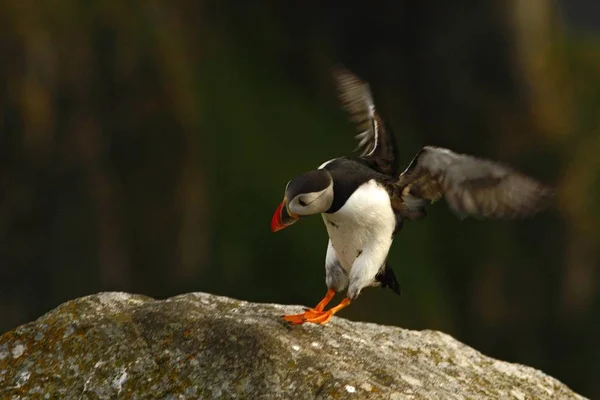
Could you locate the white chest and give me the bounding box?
[322,180,396,271]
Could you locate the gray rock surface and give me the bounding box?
[0,292,586,399]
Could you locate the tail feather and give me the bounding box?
[376,263,401,295]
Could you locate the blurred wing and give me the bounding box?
[398,146,553,219]
[332,66,398,175]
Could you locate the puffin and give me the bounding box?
[271,66,553,326]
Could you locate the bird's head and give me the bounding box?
[271,169,334,232]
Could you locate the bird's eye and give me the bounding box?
[298,198,307,207]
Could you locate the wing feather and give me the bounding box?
[398,146,553,220]
[332,66,398,175]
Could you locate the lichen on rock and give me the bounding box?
[0,292,588,399]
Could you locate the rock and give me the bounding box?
[0,292,586,400]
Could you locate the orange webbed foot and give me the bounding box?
[303,309,334,325]
[282,289,336,326]
[282,312,308,325]
[282,308,328,325]
[282,297,351,326]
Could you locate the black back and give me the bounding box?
[322,157,394,214]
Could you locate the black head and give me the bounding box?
[285,170,332,202]
[271,169,334,232]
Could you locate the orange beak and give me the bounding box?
[271,199,299,232]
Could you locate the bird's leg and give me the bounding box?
[305,288,336,312]
[302,298,351,325]
[282,289,336,325]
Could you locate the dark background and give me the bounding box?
[1,1,599,397]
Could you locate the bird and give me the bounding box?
[270,66,553,326]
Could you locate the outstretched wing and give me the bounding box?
[397,146,553,220]
[332,66,398,176]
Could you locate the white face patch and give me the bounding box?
[288,181,334,216]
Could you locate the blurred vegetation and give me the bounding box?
[1,0,599,397]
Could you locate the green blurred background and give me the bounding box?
[1,0,600,397]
